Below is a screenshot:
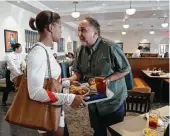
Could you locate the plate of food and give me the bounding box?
[82,77,114,105]
[68,84,90,96]
[143,128,159,136]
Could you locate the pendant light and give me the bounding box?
[149,25,155,34]
[161,17,168,28]
[126,0,136,15]
[123,19,129,29]
[121,31,126,35]
[71,1,80,18]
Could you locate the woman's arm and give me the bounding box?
[27,47,75,106]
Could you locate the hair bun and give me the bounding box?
[29,17,37,31]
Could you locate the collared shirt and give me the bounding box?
[6,52,26,81]
[73,37,131,115]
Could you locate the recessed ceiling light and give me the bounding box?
[149,31,155,34]
[121,32,126,35]
[17,1,20,3]
[102,3,105,6]
[55,8,58,10]
[123,24,129,29]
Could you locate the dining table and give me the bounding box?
[142,70,169,102]
[109,106,169,136]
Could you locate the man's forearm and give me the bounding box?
[108,71,129,82]
[68,72,81,81]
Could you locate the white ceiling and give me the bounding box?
[7,0,169,35]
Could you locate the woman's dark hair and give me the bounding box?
[29,10,60,32]
[85,17,100,36]
[11,43,21,51]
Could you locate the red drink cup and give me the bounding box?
[95,77,106,94]
[149,110,159,129]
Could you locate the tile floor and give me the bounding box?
[0,91,168,136]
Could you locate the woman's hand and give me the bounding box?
[70,95,84,108]
[62,78,69,81]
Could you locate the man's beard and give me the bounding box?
[80,41,88,46]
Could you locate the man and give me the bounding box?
[67,17,131,136]
[2,43,26,106]
[132,46,143,58]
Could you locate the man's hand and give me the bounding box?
[103,77,111,87]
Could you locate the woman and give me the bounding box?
[28,11,83,136]
[2,43,25,105]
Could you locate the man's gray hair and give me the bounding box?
[85,17,100,36]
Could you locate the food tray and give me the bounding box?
[63,83,114,105]
[82,87,114,105]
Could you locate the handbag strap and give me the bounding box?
[30,44,52,80]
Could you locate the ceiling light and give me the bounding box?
[121,32,126,35]
[102,3,105,6]
[123,24,129,29]
[161,18,168,28]
[149,31,155,34]
[17,0,20,3]
[71,12,80,18]
[126,8,136,15]
[71,1,80,18]
[161,23,168,28]
[149,25,155,34]
[123,19,129,29]
[126,0,136,15]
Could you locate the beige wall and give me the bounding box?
[0,1,79,61]
[101,31,169,53]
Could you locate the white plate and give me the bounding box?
[63,84,90,96]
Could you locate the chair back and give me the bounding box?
[0,61,7,79]
[59,62,70,78]
[125,91,155,114]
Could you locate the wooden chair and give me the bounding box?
[124,91,155,115]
